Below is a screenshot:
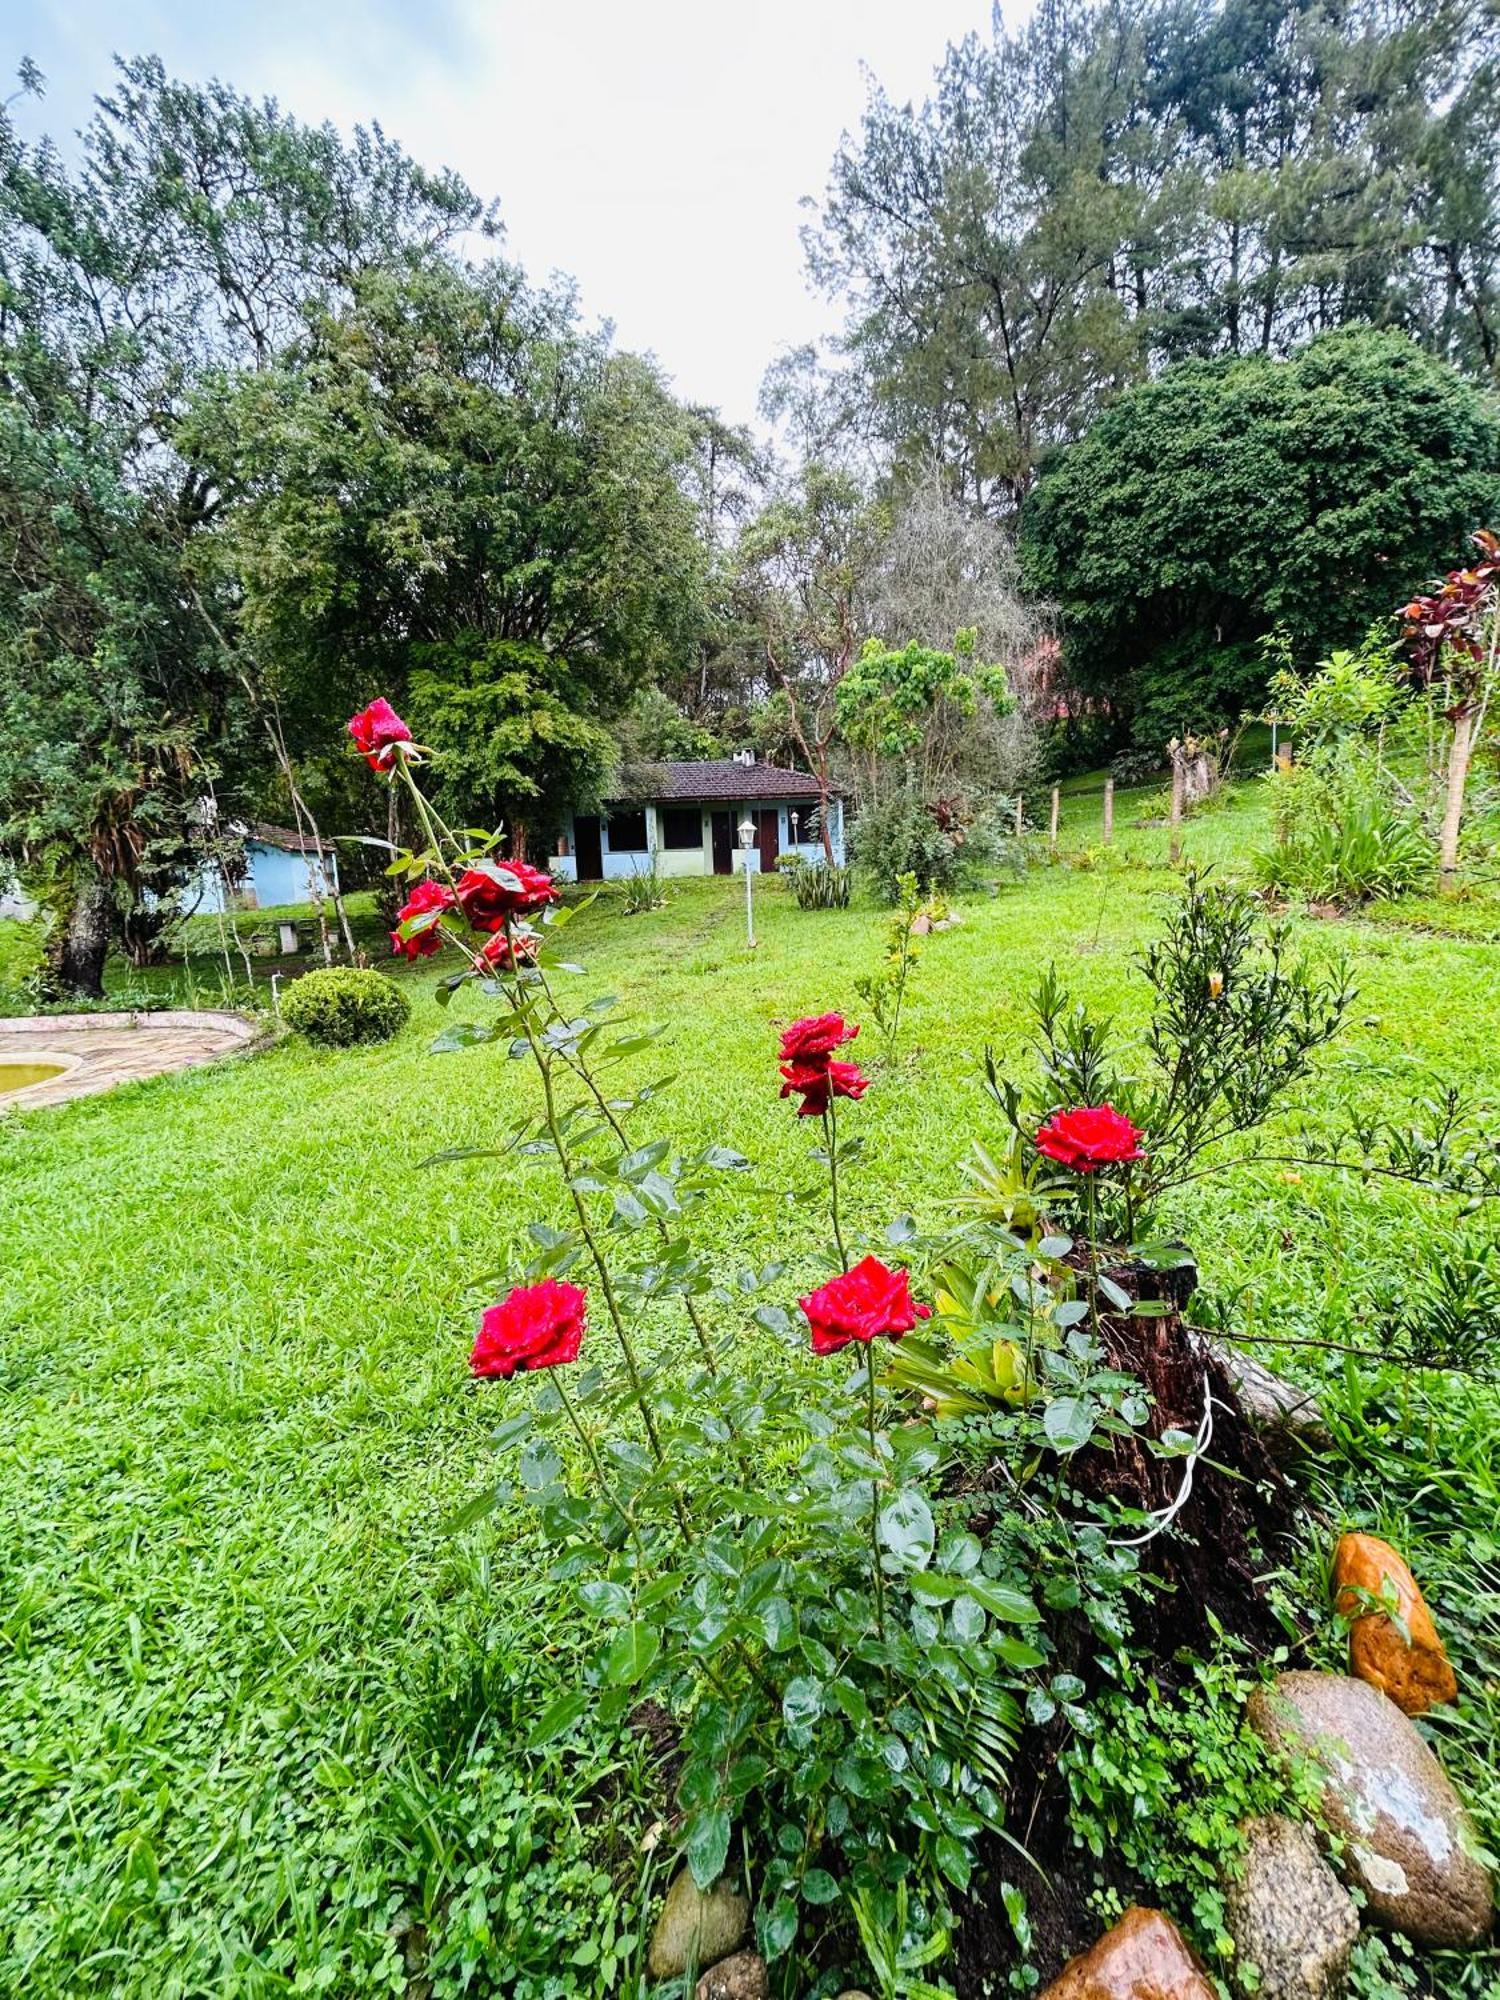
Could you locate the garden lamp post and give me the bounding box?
[790,809,800,849]
[738,815,757,948]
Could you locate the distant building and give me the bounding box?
[187,824,340,914]
[549,757,845,881]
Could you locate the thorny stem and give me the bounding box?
[554,1371,644,1561]
[533,964,723,1384]
[824,1097,850,1269]
[865,1356,887,1641]
[518,976,695,1542]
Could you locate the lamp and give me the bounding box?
[737,816,757,947]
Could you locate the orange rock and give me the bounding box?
[1038,1908,1217,2000]
[1332,1532,1456,1716]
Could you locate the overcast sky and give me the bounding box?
[8,0,1005,428]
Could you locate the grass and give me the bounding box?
[1,783,1498,1995]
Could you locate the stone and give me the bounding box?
[695,1949,768,1999]
[1224,1815,1359,2000]
[1247,1672,1493,1949]
[1205,1339,1327,1454]
[1332,1533,1457,1716]
[647,1869,750,1979]
[1037,1907,1217,2000]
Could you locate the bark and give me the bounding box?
[46,873,112,1000]
[1439,709,1474,889]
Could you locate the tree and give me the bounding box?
[0,58,487,987]
[186,259,711,855]
[735,466,888,860]
[802,0,1500,510]
[1019,328,1500,748]
[1400,532,1500,887]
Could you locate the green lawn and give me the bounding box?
[2,784,1498,1996]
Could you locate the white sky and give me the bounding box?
[7,0,1008,428]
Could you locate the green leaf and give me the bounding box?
[1043,1396,1096,1452]
[756,1895,798,1961]
[965,1580,1042,1624]
[602,1621,660,1686]
[526,1689,590,1750]
[934,1833,973,1892]
[781,1676,824,1731]
[758,1596,795,1651]
[878,1489,936,1571]
[685,1805,731,1890]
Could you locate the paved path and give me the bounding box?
[0,1011,258,1110]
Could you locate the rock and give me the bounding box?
[1225,1815,1359,2000]
[1333,1533,1457,1716]
[647,1869,750,1979]
[1247,1672,1493,1949]
[1037,1907,1217,2000]
[1205,1339,1327,1453]
[695,1949,768,1999]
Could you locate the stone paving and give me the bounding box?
[0,1010,258,1110]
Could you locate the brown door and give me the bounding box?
[756,808,780,873]
[710,811,734,876]
[573,814,603,882]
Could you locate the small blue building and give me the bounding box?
[186,824,341,914]
[548,758,845,883]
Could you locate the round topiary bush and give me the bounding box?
[280,967,410,1048]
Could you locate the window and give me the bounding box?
[661,807,703,850]
[606,809,648,852]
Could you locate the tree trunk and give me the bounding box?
[1439,709,1474,890]
[47,874,112,1001]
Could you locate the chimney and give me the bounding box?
[733,748,756,766]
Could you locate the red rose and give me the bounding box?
[779,1013,858,1063]
[456,860,558,930]
[390,878,456,959]
[780,1056,869,1118]
[471,1279,586,1379]
[1035,1104,1145,1173]
[348,697,413,772]
[799,1254,931,1357]
[480,927,540,970]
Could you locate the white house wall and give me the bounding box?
[551,798,843,881]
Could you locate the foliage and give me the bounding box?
[837,630,1016,808]
[988,876,1349,1242]
[280,966,410,1046]
[405,638,621,853]
[782,858,853,910]
[854,874,924,1061]
[734,464,888,862]
[619,864,667,916]
[1061,1647,1314,1966]
[1256,747,1432,905]
[1020,331,1500,745]
[0,58,488,994]
[850,786,1011,904]
[184,258,711,831]
[612,685,726,764]
[803,0,1500,514]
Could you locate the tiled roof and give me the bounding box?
[612,760,831,803]
[248,822,335,854]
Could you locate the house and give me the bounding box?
[187,824,341,914]
[549,757,845,882]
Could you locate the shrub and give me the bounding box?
[782,857,852,909]
[1255,744,1431,904]
[849,785,1009,902]
[280,966,409,1046]
[620,863,666,915]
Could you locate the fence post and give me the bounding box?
[1049,785,1060,848]
[1169,752,1185,866]
[1103,778,1114,844]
